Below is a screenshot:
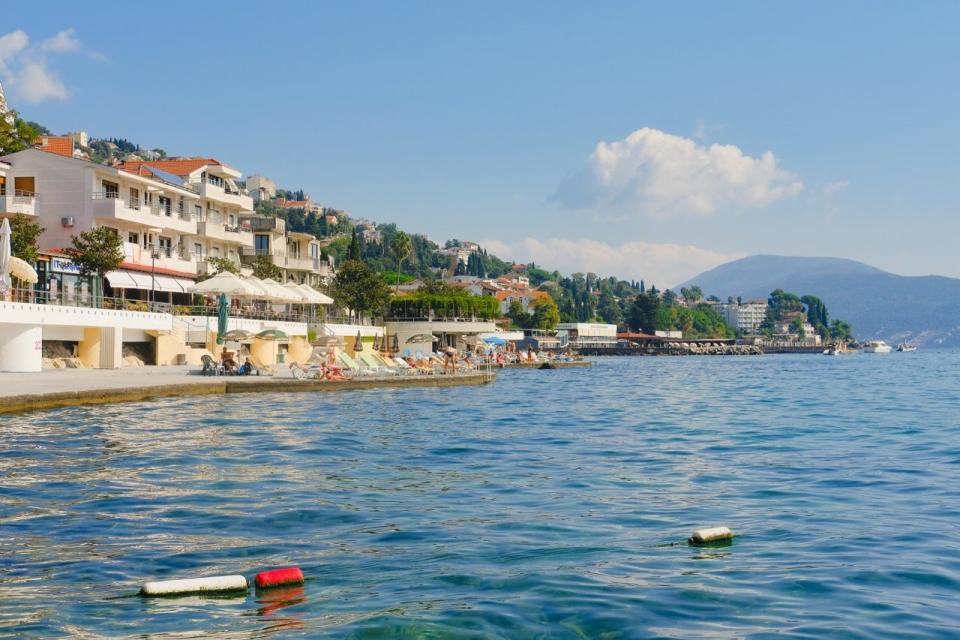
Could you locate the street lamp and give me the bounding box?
[148,227,163,310]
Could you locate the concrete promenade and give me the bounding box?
[0,366,496,415]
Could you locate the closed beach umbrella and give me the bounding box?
[0,218,10,292]
[216,293,229,345]
[354,330,364,352]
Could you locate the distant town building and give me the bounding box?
[67,130,89,148]
[557,323,618,348]
[723,300,768,335]
[246,174,276,202]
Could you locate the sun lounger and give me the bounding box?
[248,354,276,376]
[338,352,376,376]
[358,352,398,375]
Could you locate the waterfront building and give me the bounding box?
[723,300,768,335]
[0,148,207,299]
[239,214,335,287]
[0,159,37,217]
[119,158,256,277]
[557,323,618,348]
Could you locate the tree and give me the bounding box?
[597,289,623,326]
[829,319,853,343]
[330,259,391,321]
[0,113,43,155]
[507,299,531,328]
[347,228,362,261]
[629,293,660,332]
[9,214,44,264]
[531,296,560,330]
[662,289,678,307]
[252,255,283,281]
[389,231,412,291]
[67,226,123,303]
[801,295,829,336]
[208,257,239,274]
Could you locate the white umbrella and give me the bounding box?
[188,271,260,297]
[261,278,302,303]
[8,256,37,284]
[281,281,310,303]
[243,276,283,302]
[296,283,333,305]
[0,218,10,292]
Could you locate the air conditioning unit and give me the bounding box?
[61,216,75,227]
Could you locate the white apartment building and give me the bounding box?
[240,215,335,287]
[723,301,768,335]
[0,159,37,217]
[120,158,255,275]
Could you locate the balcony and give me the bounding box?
[245,216,285,233]
[92,192,197,235]
[121,242,198,275]
[187,177,254,210]
[0,190,37,216]
[196,219,253,245]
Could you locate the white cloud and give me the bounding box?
[41,28,80,54]
[16,62,69,102]
[481,237,742,288]
[0,28,92,104]
[823,180,849,196]
[552,127,803,218]
[0,30,29,74]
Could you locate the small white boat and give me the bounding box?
[896,343,917,352]
[862,340,892,353]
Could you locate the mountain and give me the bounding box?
[681,255,960,347]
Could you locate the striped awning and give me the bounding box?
[106,270,193,293]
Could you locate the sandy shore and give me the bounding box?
[0,366,496,415]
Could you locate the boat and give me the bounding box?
[862,340,892,353]
[896,343,917,352]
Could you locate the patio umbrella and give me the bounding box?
[483,335,508,346]
[256,329,288,340]
[189,271,260,297]
[262,278,302,303]
[244,276,288,303]
[221,329,252,341]
[281,282,310,303]
[8,256,38,283]
[296,284,333,305]
[0,218,10,293]
[406,333,438,344]
[216,293,229,345]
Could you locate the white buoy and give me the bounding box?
[688,526,734,545]
[140,574,249,596]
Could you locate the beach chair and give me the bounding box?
[339,352,376,376]
[391,356,421,375]
[358,352,397,375]
[200,354,222,376]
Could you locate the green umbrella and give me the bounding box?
[255,329,288,340]
[216,293,229,345]
[222,329,252,341]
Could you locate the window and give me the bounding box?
[228,214,236,226]
[194,204,202,218]
[102,181,119,198]
[210,247,221,258]
[159,196,172,216]
[158,236,172,257]
[255,234,270,254]
[0,175,5,196]
[129,187,140,210]
[128,232,139,245]
[193,243,203,257]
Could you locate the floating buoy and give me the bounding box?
[140,574,248,596]
[255,567,305,589]
[688,526,734,545]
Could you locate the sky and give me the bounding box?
[3,2,958,286]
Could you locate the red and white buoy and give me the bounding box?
[254,567,305,589]
[140,574,249,596]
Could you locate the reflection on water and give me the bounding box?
[2,353,960,637]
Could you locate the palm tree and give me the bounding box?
[390,231,412,292]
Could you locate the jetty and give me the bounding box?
[0,367,495,416]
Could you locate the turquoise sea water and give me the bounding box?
[2,353,960,638]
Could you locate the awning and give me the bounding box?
[105,270,193,293]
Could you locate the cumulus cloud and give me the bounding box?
[481,237,742,288]
[552,127,803,218]
[0,28,96,104]
[41,28,81,54]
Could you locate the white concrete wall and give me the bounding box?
[177,315,308,337]
[0,300,172,330]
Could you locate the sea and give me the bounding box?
[1,353,959,638]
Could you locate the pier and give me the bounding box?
[0,367,496,415]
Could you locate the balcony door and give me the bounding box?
[255,234,270,256]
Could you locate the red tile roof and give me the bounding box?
[34,136,74,158]
[120,158,222,178]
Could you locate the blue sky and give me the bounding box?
[3,2,958,285]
